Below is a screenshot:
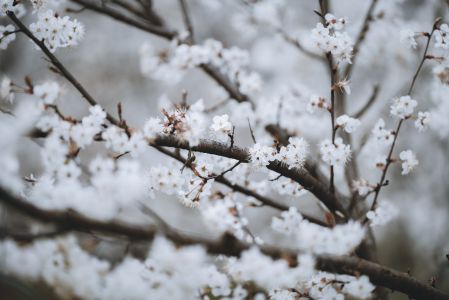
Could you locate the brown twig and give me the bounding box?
[364,20,440,220]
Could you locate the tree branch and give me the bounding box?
[0,186,447,300]
[152,135,349,218]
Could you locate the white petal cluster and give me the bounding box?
[143,117,164,139]
[227,247,315,290]
[140,39,261,95]
[271,177,306,198]
[148,163,186,197]
[319,137,351,166]
[210,114,232,141]
[249,143,276,167]
[307,272,375,299]
[435,24,449,49]
[336,114,360,133]
[0,24,16,50]
[200,194,256,243]
[102,127,146,157]
[275,137,309,169]
[0,0,26,16]
[399,150,418,175]
[414,111,430,132]
[161,99,207,146]
[372,118,394,146]
[366,200,399,227]
[390,95,417,119]
[352,179,374,196]
[272,207,365,255]
[33,81,60,104]
[311,14,353,63]
[0,76,14,103]
[30,10,85,52]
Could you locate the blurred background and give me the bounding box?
[1,0,449,299]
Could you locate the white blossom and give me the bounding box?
[399,150,418,175]
[249,143,276,167]
[0,76,14,103]
[372,118,394,146]
[435,24,449,49]
[366,200,399,227]
[336,114,360,133]
[390,95,417,119]
[352,179,374,196]
[30,10,85,52]
[33,81,60,105]
[414,111,430,132]
[319,137,351,166]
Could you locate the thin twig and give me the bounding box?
[354,85,380,119]
[178,0,194,43]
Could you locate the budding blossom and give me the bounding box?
[366,200,399,227]
[310,14,353,63]
[414,111,430,132]
[0,24,16,50]
[399,150,419,175]
[307,95,330,113]
[319,138,351,166]
[30,10,85,52]
[336,114,360,133]
[435,23,449,49]
[399,29,418,49]
[390,95,417,119]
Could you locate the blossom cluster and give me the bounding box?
[249,137,309,169]
[272,207,366,256]
[310,13,354,63]
[30,10,85,52]
[319,137,351,166]
[140,39,262,95]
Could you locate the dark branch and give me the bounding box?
[0,186,447,300]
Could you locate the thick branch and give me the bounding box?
[0,186,447,300]
[153,145,327,226]
[152,136,348,217]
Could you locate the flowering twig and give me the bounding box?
[7,12,119,127]
[364,19,440,220]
